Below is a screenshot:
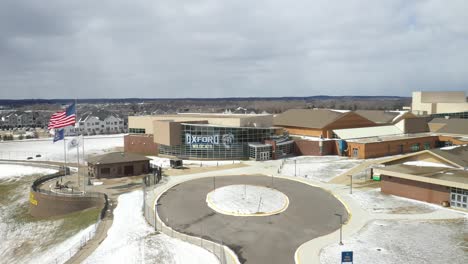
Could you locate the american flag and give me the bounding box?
[48,103,76,129]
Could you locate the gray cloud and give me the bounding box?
[0,0,467,99]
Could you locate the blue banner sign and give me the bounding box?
[341,251,353,263]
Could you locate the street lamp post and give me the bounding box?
[334,213,344,245]
[294,159,297,176]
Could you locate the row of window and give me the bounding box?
[159,124,288,160]
[129,128,146,134]
[410,142,431,152]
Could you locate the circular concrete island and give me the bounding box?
[206,184,289,216]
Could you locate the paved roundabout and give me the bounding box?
[157,175,349,264]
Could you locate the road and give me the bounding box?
[157,175,349,264]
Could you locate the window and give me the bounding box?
[129,128,146,134]
[423,142,431,150]
[352,148,358,157]
[410,143,420,152]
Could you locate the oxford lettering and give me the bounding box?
[186,133,220,145]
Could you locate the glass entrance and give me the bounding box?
[259,151,270,161]
[450,188,468,209]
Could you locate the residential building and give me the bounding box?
[64,110,125,136]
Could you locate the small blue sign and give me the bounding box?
[341,251,353,263]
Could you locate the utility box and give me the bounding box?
[170,159,183,169]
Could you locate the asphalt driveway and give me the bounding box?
[157,175,349,264]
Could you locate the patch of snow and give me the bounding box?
[0,134,124,162]
[207,185,288,215]
[320,219,467,264]
[403,161,453,168]
[32,224,97,264]
[351,189,437,214]
[280,156,363,182]
[389,110,408,122]
[92,181,103,186]
[291,135,333,141]
[440,145,460,150]
[330,109,350,113]
[0,164,58,179]
[85,190,219,264]
[148,156,241,168]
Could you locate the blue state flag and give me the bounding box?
[65,103,76,116]
[53,129,64,143]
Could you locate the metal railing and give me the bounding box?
[142,184,239,264]
[23,165,109,264]
[50,214,102,264]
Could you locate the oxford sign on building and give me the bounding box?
[185,133,234,149]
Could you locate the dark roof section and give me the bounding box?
[354,110,399,124]
[274,109,345,129]
[87,152,150,165]
[429,118,468,134]
[403,117,431,133]
[430,145,468,168]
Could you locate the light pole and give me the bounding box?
[294,159,297,176]
[335,213,344,245]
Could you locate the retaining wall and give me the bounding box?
[29,169,107,218]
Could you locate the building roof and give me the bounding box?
[87,152,150,165]
[375,164,468,189]
[346,132,434,144]
[354,110,400,124]
[177,113,271,118]
[429,118,468,135]
[429,145,468,168]
[80,110,121,122]
[273,109,346,129]
[402,117,430,133]
[333,125,403,140]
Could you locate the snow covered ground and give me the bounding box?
[85,190,219,264]
[28,224,97,264]
[0,164,58,179]
[0,134,124,162]
[148,156,241,168]
[320,218,468,264]
[0,170,98,264]
[207,185,288,215]
[352,189,438,214]
[280,156,362,182]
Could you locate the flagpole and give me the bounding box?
[82,134,86,189]
[74,99,80,190]
[63,135,67,179]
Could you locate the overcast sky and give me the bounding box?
[1,0,467,99]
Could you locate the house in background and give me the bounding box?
[64,110,125,136]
